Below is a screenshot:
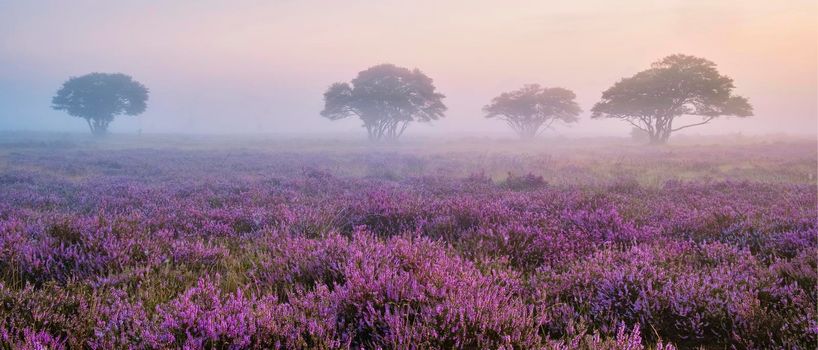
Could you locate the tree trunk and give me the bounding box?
[647,130,669,145]
[647,119,672,145]
[516,122,540,139]
[519,131,536,139]
[87,118,110,136]
[648,136,665,145]
[366,125,375,141]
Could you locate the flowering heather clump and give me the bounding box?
[0,141,815,349]
[500,172,548,191]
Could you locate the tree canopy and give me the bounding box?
[320,64,446,141]
[52,73,149,135]
[484,84,581,138]
[591,54,752,144]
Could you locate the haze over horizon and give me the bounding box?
[1,0,816,137]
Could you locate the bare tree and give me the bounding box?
[483,84,580,138]
[321,64,446,141]
[591,54,752,144]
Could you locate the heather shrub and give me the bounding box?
[245,231,349,297]
[0,326,67,350]
[500,172,548,191]
[463,171,493,185]
[88,289,150,349]
[534,241,816,348]
[0,282,96,348]
[146,277,257,349]
[0,144,814,348]
[460,207,646,270]
[323,232,543,349]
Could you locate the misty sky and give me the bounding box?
[1,0,816,137]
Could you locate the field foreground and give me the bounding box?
[0,136,816,349]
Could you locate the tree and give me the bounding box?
[321,64,446,141]
[52,73,149,136]
[483,84,581,138]
[591,54,752,144]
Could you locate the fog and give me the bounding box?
[1,0,816,137]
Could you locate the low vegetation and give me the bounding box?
[0,138,814,349]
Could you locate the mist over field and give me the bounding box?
[0,1,817,349]
[1,0,816,137]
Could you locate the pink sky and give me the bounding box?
[1,0,815,136]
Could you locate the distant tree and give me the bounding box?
[52,73,149,136]
[483,84,581,138]
[321,64,446,141]
[591,54,752,145]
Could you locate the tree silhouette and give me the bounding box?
[591,54,752,144]
[484,84,581,138]
[321,64,446,141]
[52,73,148,136]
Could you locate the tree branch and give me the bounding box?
[670,116,715,132]
[623,118,648,132]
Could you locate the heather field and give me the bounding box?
[0,136,816,349]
